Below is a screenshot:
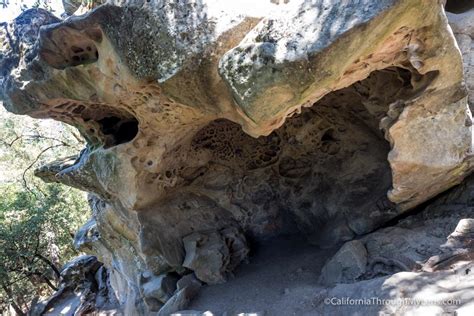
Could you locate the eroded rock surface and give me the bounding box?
[318,240,367,285]
[448,8,474,107]
[188,173,474,315]
[31,256,119,316]
[1,1,473,315]
[315,173,474,315]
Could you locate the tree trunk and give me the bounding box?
[34,253,61,279]
[1,283,26,316]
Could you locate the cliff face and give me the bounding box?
[1,1,473,315]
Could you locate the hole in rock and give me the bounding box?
[187,67,429,247]
[445,0,474,13]
[39,28,101,69]
[97,116,139,148]
[168,67,440,313]
[320,128,337,142]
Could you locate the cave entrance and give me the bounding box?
[46,101,140,149]
[190,66,423,247]
[96,116,139,148]
[80,112,139,149]
[445,0,474,14]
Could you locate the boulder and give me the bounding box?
[183,228,249,284]
[319,240,368,285]
[158,274,203,316]
[448,8,474,106]
[1,1,472,314]
[140,272,179,311]
[31,256,120,316]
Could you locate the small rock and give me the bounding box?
[319,240,367,285]
[140,272,179,311]
[451,218,474,237]
[177,273,202,298]
[157,278,203,316]
[183,231,229,284]
[182,228,248,284]
[446,218,474,248]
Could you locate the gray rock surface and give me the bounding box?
[1,1,473,315]
[448,8,474,106]
[158,275,202,316]
[31,255,120,316]
[319,240,367,285]
[182,228,249,284]
[316,265,474,316]
[140,272,179,311]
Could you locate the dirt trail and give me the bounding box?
[189,235,336,315]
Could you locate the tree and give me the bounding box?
[0,185,88,314]
[0,106,88,314]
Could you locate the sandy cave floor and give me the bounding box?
[189,235,338,316]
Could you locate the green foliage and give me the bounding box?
[0,0,57,13]
[0,184,88,311]
[0,107,88,313]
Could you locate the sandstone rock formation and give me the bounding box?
[30,256,119,315]
[1,0,473,315]
[186,171,474,315]
[448,7,474,107]
[315,172,474,315]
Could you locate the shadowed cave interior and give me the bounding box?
[198,65,419,241]
[445,0,474,14]
[133,65,432,269]
[96,116,139,147]
[175,65,445,314]
[47,65,438,314]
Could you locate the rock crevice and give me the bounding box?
[1,1,473,314]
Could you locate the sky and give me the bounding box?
[0,0,64,22]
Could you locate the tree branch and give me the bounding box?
[29,272,58,291]
[22,144,66,194]
[34,253,61,279]
[1,283,26,316]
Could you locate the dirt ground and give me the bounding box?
[189,235,337,315]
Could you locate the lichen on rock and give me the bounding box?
[1,0,473,314]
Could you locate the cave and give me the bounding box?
[445,0,474,13]
[96,116,139,148]
[3,2,473,314]
[181,66,417,246]
[133,67,421,307]
[160,66,436,313]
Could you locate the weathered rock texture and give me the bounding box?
[186,172,474,315]
[30,256,119,316]
[448,7,474,107]
[315,172,474,315]
[1,1,473,315]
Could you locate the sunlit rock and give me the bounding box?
[1,0,472,314]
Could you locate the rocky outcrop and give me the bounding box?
[315,172,474,315]
[30,256,119,315]
[448,7,474,107]
[318,240,368,285]
[1,1,473,315]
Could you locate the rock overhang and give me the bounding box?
[0,0,471,234]
[1,1,473,314]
